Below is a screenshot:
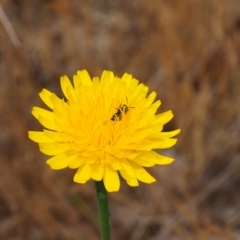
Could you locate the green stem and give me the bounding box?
[95,180,110,240]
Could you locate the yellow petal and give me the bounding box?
[92,76,100,87]
[73,74,81,93]
[101,70,114,84]
[126,179,139,187]
[103,166,120,192]
[39,143,68,156]
[118,130,148,144]
[90,164,104,181]
[154,129,181,139]
[121,159,136,179]
[137,138,178,150]
[60,75,75,100]
[110,160,122,170]
[68,155,84,169]
[130,162,156,184]
[125,77,139,94]
[140,151,174,165]
[53,110,69,125]
[38,115,56,130]
[121,73,132,84]
[129,77,140,90]
[43,130,64,142]
[144,91,157,107]
[31,107,54,121]
[131,158,155,167]
[31,107,56,130]
[39,89,54,109]
[46,152,73,169]
[74,164,91,184]
[119,169,135,180]
[146,100,161,115]
[49,93,67,112]
[28,131,54,143]
[133,83,148,99]
[155,110,173,125]
[77,70,92,86]
[153,138,178,149]
[119,169,139,186]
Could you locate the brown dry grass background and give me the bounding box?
[0,0,240,239]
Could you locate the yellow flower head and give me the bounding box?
[28,70,180,192]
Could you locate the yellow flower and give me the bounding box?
[28,70,180,192]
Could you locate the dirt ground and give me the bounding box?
[0,0,240,239]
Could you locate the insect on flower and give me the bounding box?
[111,98,134,121]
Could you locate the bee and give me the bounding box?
[111,99,134,121]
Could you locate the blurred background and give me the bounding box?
[0,0,240,239]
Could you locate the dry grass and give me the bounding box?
[0,0,240,239]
